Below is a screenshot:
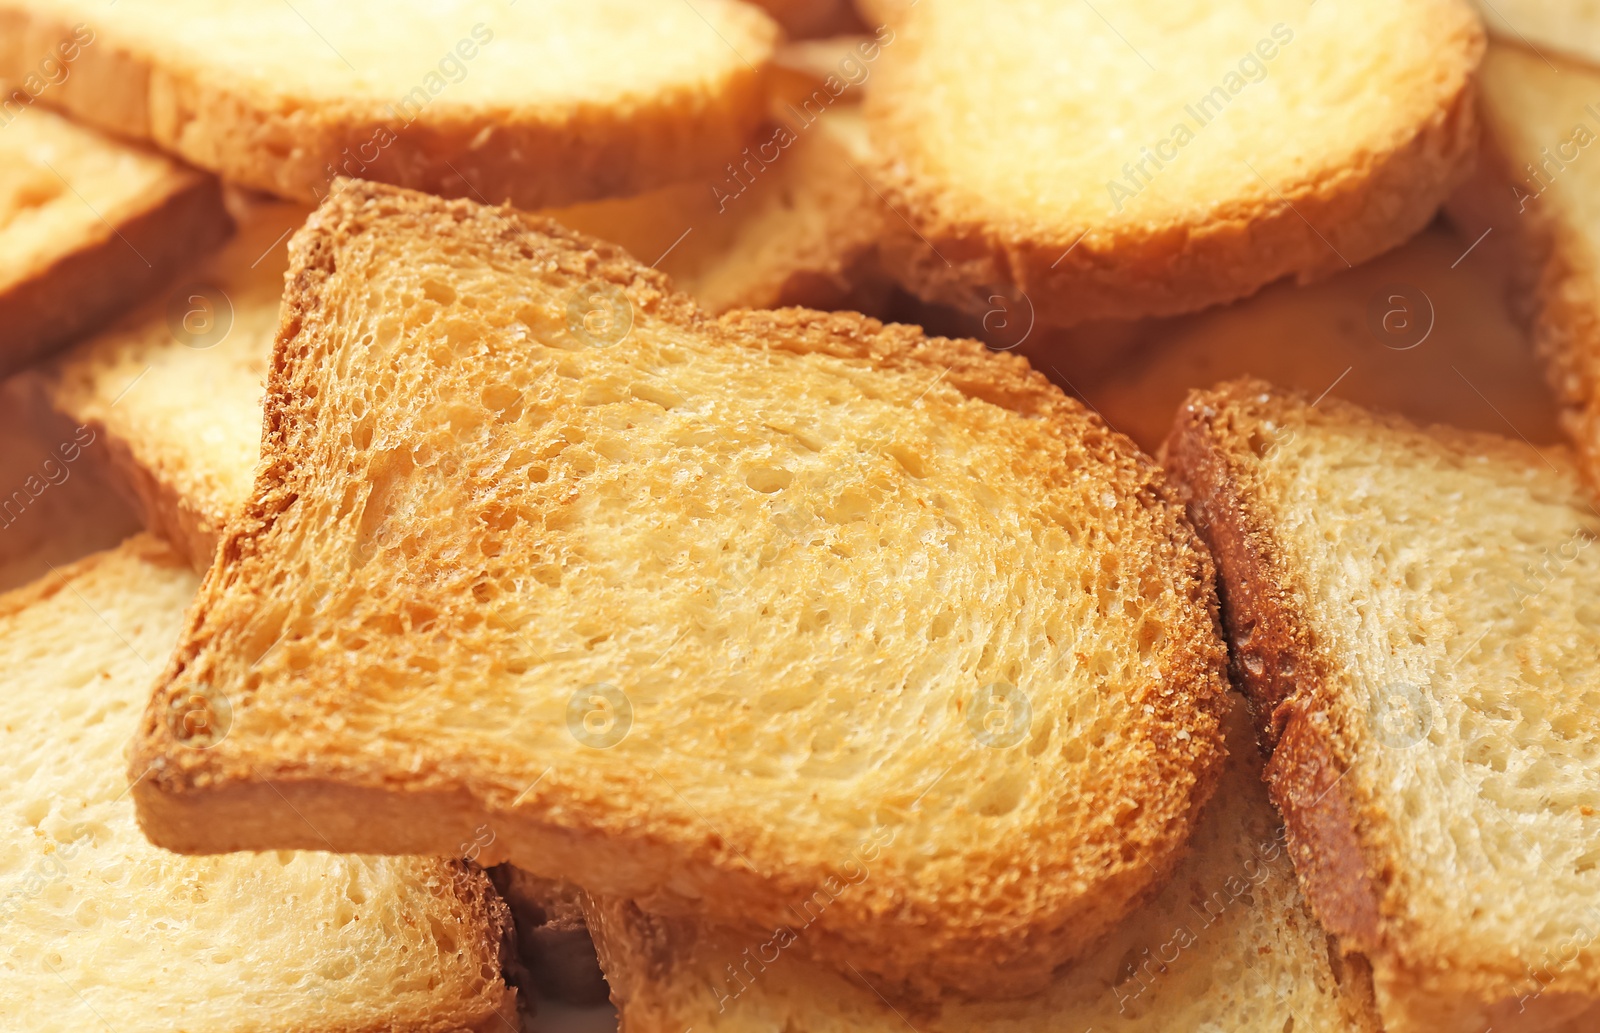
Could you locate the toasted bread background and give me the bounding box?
[1166,380,1600,1033]
[0,535,518,1032]
[24,198,308,570]
[1448,43,1600,489]
[129,180,1229,1002]
[1073,223,1558,451]
[587,696,1381,1033]
[865,0,1483,326]
[0,0,780,210]
[0,105,232,374]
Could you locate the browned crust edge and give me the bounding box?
[0,166,233,377]
[0,5,780,211]
[131,177,1231,1003]
[1160,380,1389,958]
[864,5,1485,327]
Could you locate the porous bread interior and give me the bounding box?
[37,200,310,561]
[1473,1,1600,68]
[1469,44,1600,486]
[0,387,139,592]
[587,696,1382,1033]
[547,106,886,313]
[1190,384,1600,1030]
[138,181,1228,1000]
[20,0,771,111]
[866,0,1481,319]
[1080,224,1558,451]
[0,536,513,1032]
[0,105,193,287]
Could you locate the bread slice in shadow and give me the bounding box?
[21,198,311,571]
[1165,379,1600,1033]
[0,0,779,210]
[1447,42,1600,491]
[0,105,232,375]
[584,696,1383,1033]
[864,0,1484,326]
[0,534,518,1030]
[129,178,1230,1002]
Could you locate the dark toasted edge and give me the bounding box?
[0,166,234,377]
[134,177,1233,1001]
[490,867,610,1007]
[862,4,1484,327]
[1160,379,1387,960]
[0,4,780,211]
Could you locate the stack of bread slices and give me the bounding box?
[1,3,1597,1032]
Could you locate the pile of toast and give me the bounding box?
[0,2,1597,1031]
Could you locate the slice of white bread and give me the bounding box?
[1073,223,1558,451]
[0,381,139,592]
[547,105,890,315]
[1447,43,1600,487]
[863,0,1484,326]
[0,533,519,1031]
[23,198,309,571]
[128,179,1230,1002]
[1472,2,1600,68]
[1164,379,1600,1033]
[585,697,1383,1033]
[0,0,779,210]
[0,104,232,374]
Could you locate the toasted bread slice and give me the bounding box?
[586,697,1382,1033]
[1447,43,1600,488]
[864,0,1484,326]
[1073,223,1558,451]
[1472,2,1600,68]
[1165,380,1600,1033]
[128,179,1229,1001]
[0,105,231,375]
[0,381,139,591]
[548,105,890,315]
[0,534,518,1030]
[0,0,778,210]
[23,199,309,570]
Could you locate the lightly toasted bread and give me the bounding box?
[1073,222,1558,451]
[548,104,890,316]
[863,0,1484,327]
[128,179,1230,1002]
[32,107,895,571]
[0,104,231,375]
[1447,43,1600,490]
[1165,379,1600,1033]
[586,697,1382,1033]
[22,198,310,571]
[0,0,779,210]
[0,534,518,1031]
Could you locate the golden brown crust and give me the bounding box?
[1162,379,1390,961]
[0,167,233,376]
[132,178,1230,1002]
[0,4,779,211]
[865,1,1485,327]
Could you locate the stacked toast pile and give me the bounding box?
[0,2,1596,1032]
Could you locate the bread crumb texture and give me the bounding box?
[135,180,1229,1001]
[0,537,514,1032]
